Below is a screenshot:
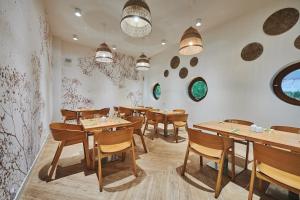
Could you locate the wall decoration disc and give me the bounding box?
[190,57,198,67]
[164,70,169,77]
[179,67,188,79]
[295,35,300,50]
[170,56,180,69]
[263,8,299,35]
[241,42,263,61]
[153,83,161,100]
[188,77,208,102]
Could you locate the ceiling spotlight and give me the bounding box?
[112,45,117,50]
[161,39,166,45]
[74,8,82,17]
[73,34,79,41]
[196,18,202,27]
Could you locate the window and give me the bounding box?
[153,83,161,100]
[273,62,300,106]
[188,77,208,102]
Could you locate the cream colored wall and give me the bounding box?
[144,0,300,127]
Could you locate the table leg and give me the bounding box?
[164,118,168,137]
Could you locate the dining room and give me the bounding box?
[0,0,300,200]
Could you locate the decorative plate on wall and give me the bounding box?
[153,83,161,100]
[164,70,169,77]
[179,67,188,79]
[188,77,208,102]
[190,57,198,67]
[263,8,299,36]
[295,35,300,50]
[241,42,263,61]
[170,56,180,69]
[272,62,300,106]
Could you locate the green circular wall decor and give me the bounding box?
[153,83,161,100]
[188,77,208,102]
[179,67,188,79]
[263,8,299,36]
[190,57,198,67]
[164,70,169,77]
[170,56,180,69]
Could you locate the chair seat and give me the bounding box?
[190,142,222,158]
[100,141,131,153]
[258,163,300,190]
[174,121,187,127]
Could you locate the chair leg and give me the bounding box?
[248,161,256,200]
[92,137,96,169]
[131,146,138,177]
[200,156,203,167]
[181,145,190,176]
[49,141,65,179]
[132,137,136,146]
[97,150,103,192]
[121,152,126,161]
[215,154,225,198]
[231,146,235,181]
[143,121,148,135]
[175,127,179,143]
[82,139,91,168]
[245,141,249,170]
[138,130,148,153]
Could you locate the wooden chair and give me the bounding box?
[48,123,90,179]
[118,107,134,118]
[248,143,300,200]
[271,125,300,134]
[167,114,188,143]
[143,111,164,139]
[96,128,137,191]
[61,109,79,124]
[126,116,148,153]
[224,119,253,170]
[182,128,235,198]
[80,108,110,119]
[173,109,186,114]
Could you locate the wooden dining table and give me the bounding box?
[80,116,132,169]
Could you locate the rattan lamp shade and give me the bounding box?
[95,43,113,63]
[179,27,203,55]
[121,0,152,38]
[136,53,150,71]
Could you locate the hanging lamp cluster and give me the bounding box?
[136,53,150,71]
[121,0,152,38]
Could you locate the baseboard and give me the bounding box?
[14,132,50,200]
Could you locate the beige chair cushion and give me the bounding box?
[100,141,131,153]
[190,142,222,158]
[174,121,187,127]
[258,163,300,190]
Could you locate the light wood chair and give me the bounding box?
[126,116,148,153]
[182,128,235,198]
[118,107,134,118]
[167,113,188,143]
[61,109,79,124]
[143,111,164,139]
[224,119,253,170]
[271,125,300,134]
[49,123,90,179]
[248,143,300,200]
[95,128,137,192]
[173,109,186,114]
[80,108,110,119]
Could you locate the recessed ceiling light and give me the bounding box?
[161,39,166,45]
[196,18,202,27]
[73,34,79,41]
[112,45,117,50]
[74,8,82,17]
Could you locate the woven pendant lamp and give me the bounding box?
[179,27,203,55]
[136,53,150,71]
[95,43,113,63]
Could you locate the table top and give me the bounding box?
[123,106,150,112]
[193,121,300,152]
[80,117,131,131]
[72,108,99,112]
[152,110,182,116]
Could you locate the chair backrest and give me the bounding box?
[167,113,188,122]
[119,107,134,117]
[126,116,143,130]
[173,109,185,114]
[188,128,232,151]
[81,108,110,119]
[61,109,78,122]
[96,128,134,146]
[49,122,84,141]
[271,125,300,134]
[253,143,300,176]
[224,119,253,126]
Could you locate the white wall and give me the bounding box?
[144,0,300,127]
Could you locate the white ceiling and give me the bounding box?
[43,0,274,57]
